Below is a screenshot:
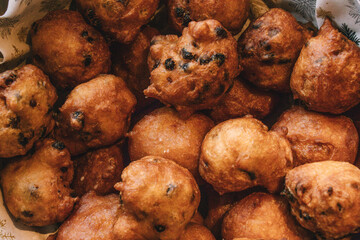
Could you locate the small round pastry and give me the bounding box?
[0,139,76,226]
[290,18,360,114]
[199,116,293,195]
[0,64,57,158]
[72,144,124,196]
[222,192,313,240]
[114,156,201,240]
[180,223,216,240]
[112,208,149,240]
[30,10,110,89]
[167,0,249,34]
[112,26,160,110]
[284,161,360,239]
[55,74,136,156]
[145,19,240,117]
[210,79,277,123]
[272,106,359,167]
[56,192,120,240]
[128,107,214,182]
[76,0,160,44]
[238,8,312,92]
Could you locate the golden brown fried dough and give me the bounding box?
[284,161,360,239]
[0,65,57,158]
[56,192,120,240]
[290,18,360,114]
[167,0,249,34]
[30,10,110,89]
[145,20,240,116]
[180,223,216,240]
[72,144,124,196]
[222,192,313,240]
[210,79,277,123]
[238,8,312,92]
[199,116,293,195]
[55,74,136,156]
[112,26,160,110]
[190,211,204,225]
[272,106,358,167]
[114,156,201,240]
[76,0,160,44]
[0,139,76,226]
[112,208,149,240]
[128,107,214,182]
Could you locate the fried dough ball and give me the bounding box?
[56,192,120,240]
[167,0,249,34]
[199,116,293,195]
[112,26,160,110]
[272,106,359,167]
[30,10,110,89]
[0,65,57,158]
[284,161,360,239]
[290,19,360,114]
[238,8,312,92]
[76,0,160,44]
[128,107,214,182]
[180,223,216,240]
[112,208,149,240]
[0,139,76,226]
[55,74,136,156]
[72,144,124,196]
[222,192,313,240]
[210,79,277,123]
[114,156,201,240]
[145,20,240,116]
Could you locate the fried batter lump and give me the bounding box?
[55,192,120,240]
[55,74,136,156]
[210,79,277,123]
[112,26,160,110]
[180,223,216,240]
[291,19,360,114]
[272,106,359,167]
[0,139,76,226]
[145,19,240,116]
[114,156,201,240]
[30,10,110,89]
[222,192,313,240]
[238,8,312,92]
[76,0,160,44]
[167,0,249,34]
[0,65,57,158]
[128,107,214,182]
[284,161,360,239]
[199,116,293,195]
[72,144,124,197]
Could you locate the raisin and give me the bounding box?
[83,54,92,67]
[87,9,95,19]
[18,133,29,147]
[166,184,177,196]
[21,211,33,218]
[4,72,17,86]
[165,58,175,70]
[9,116,20,129]
[175,7,185,18]
[282,187,295,203]
[29,99,37,108]
[180,63,189,72]
[212,53,226,66]
[192,41,199,48]
[337,203,343,211]
[87,37,94,43]
[81,31,89,38]
[29,185,39,199]
[72,111,84,121]
[52,141,65,150]
[182,13,191,27]
[60,167,68,173]
[252,23,261,29]
[152,60,160,70]
[154,225,166,232]
[181,48,195,60]
[327,187,333,196]
[215,27,227,39]
[199,56,212,65]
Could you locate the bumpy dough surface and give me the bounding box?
[199,116,293,195]
[128,107,214,182]
[272,106,359,167]
[30,10,110,89]
[72,144,124,196]
[145,19,240,116]
[222,192,313,240]
[55,74,136,156]
[179,223,216,240]
[290,18,360,114]
[238,8,312,92]
[284,161,360,239]
[76,0,160,43]
[114,156,201,240]
[210,79,277,123]
[0,139,76,226]
[167,0,249,33]
[56,192,120,240]
[0,64,57,158]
